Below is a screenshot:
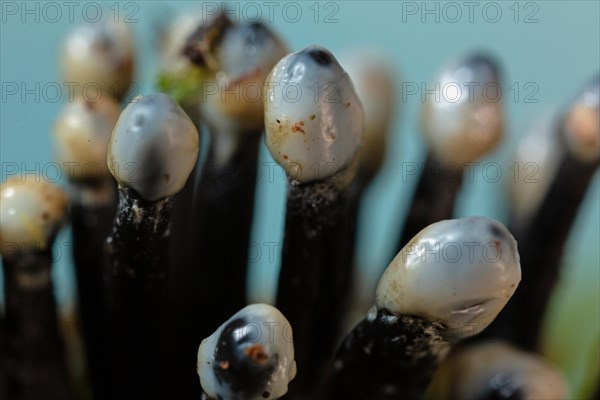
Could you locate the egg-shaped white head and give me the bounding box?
[54,96,121,180]
[60,20,134,101]
[340,49,396,175]
[185,15,287,134]
[265,46,365,183]
[197,304,296,400]
[448,341,568,400]
[107,93,199,201]
[563,75,600,163]
[376,217,521,338]
[0,177,67,254]
[421,55,504,165]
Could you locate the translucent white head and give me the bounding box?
[0,177,67,253]
[265,46,365,183]
[159,12,206,74]
[447,341,568,400]
[197,304,296,400]
[340,49,397,175]
[185,15,287,134]
[508,113,563,225]
[376,217,521,338]
[61,20,134,101]
[107,93,199,201]
[54,96,121,180]
[563,75,600,163]
[421,55,504,165]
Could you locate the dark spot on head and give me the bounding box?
[164,173,170,182]
[276,119,280,124]
[84,100,96,110]
[213,317,276,397]
[310,115,316,120]
[134,113,145,129]
[262,391,270,398]
[307,49,332,66]
[244,22,268,46]
[42,212,49,220]
[479,372,525,400]
[489,224,505,240]
[464,54,500,82]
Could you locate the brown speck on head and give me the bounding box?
[283,154,288,160]
[493,240,501,251]
[291,122,305,134]
[346,102,351,108]
[276,119,281,124]
[244,343,269,364]
[310,114,316,120]
[164,173,170,182]
[42,212,49,221]
[84,100,96,110]
[219,360,229,370]
[262,391,270,398]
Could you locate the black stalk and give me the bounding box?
[104,186,172,400]
[2,249,72,400]
[397,153,463,253]
[276,177,352,398]
[323,309,448,400]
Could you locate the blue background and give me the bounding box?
[1,1,599,396]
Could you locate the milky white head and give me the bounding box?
[421,55,504,165]
[265,46,365,183]
[340,49,397,175]
[376,216,521,338]
[0,177,67,253]
[197,304,296,400]
[54,96,121,180]
[562,75,600,163]
[61,20,134,101]
[107,94,199,201]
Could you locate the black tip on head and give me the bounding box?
[243,21,269,45]
[463,53,501,81]
[478,373,525,400]
[489,224,506,240]
[307,48,333,66]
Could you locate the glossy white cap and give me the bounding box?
[199,20,288,136]
[376,217,521,337]
[340,49,397,175]
[421,55,504,165]
[197,304,296,400]
[265,46,365,183]
[107,93,199,201]
[61,20,134,101]
[446,341,568,400]
[508,113,563,225]
[54,96,121,180]
[0,177,67,253]
[159,12,206,74]
[563,75,600,163]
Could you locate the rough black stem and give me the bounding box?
[69,179,116,400]
[104,186,172,400]
[169,131,261,400]
[322,310,449,400]
[397,153,463,253]
[483,150,598,350]
[2,250,72,400]
[276,178,352,399]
